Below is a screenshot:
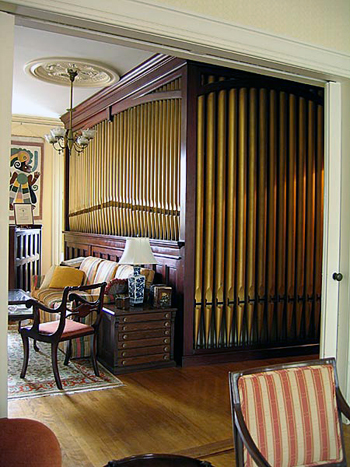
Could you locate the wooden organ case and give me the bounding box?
[62,55,324,366]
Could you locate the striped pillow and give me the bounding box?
[94,259,119,285]
[238,365,343,467]
[79,257,103,285]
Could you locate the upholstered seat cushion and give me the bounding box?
[39,319,94,339]
[238,364,343,467]
[0,418,62,466]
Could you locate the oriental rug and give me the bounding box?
[8,330,123,400]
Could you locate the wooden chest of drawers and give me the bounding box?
[97,304,176,374]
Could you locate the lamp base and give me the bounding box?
[128,266,145,306]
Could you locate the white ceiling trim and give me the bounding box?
[2,0,350,80]
[12,114,62,126]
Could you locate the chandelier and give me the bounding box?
[45,68,96,155]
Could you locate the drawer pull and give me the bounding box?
[122,343,127,348]
[123,334,128,340]
[163,338,170,343]
[122,351,127,357]
[164,313,170,318]
[164,330,170,335]
[123,317,128,322]
[164,322,170,327]
[163,346,169,352]
[122,326,126,331]
[122,361,126,365]
[163,355,169,360]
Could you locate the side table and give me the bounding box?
[98,304,176,374]
[8,289,33,330]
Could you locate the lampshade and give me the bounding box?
[119,237,157,265]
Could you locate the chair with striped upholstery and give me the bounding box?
[229,359,350,467]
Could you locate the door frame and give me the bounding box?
[1,0,350,404]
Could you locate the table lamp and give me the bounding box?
[119,237,158,305]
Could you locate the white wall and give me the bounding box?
[0,11,14,417]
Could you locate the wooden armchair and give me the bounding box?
[20,282,106,390]
[229,358,350,467]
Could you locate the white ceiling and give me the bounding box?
[12,26,154,119]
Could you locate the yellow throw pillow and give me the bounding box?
[49,266,85,289]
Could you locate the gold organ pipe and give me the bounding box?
[150,102,156,238]
[246,88,257,342]
[286,94,297,339]
[257,89,268,341]
[161,100,167,238]
[236,88,248,345]
[275,92,287,341]
[133,106,139,235]
[194,95,205,347]
[295,97,307,337]
[141,104,147,236]
[305,100,316,336]
[169,98,175,239]
[214,85,226,345]
[225,89,237,346]
[165,100,171,239]
[266,90,277,342]
[203,76,216,347]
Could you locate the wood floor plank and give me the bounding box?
[8,354,344,467]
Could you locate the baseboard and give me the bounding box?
[181,344,319,367]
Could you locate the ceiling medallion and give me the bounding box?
[25,58,119,87]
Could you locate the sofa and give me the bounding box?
[31,256,155,357]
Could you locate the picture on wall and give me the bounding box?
[9,136,44,221]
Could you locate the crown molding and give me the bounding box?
[2,0,350,80]
[12,114,62,126]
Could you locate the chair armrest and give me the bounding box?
[67,282,107,305]
[25,298,59,315]
[233,406,271,467]
[336,387,350,420]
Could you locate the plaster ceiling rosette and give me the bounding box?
[25,58,119,87]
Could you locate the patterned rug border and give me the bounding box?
[8,330,124,400]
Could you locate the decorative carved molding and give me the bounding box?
[25,57,119,87]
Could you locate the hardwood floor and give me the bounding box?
[8,355,350,466]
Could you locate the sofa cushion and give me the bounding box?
[39,265,57,289]
[49,266,85,289]
[94,259,119,285]
[114,264,133,280]
[79,257,103,285]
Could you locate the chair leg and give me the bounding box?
[91,334,100,377]
[20,333,30,378]
[64,340,72,366]
[33,340,39,352]
[51,342,63,390]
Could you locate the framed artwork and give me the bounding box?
[13,203,34,226]
[153,286,172,307]
[9,136,44,221]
